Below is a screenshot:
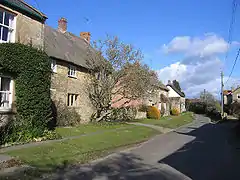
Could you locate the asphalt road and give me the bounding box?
[41,114,240,180]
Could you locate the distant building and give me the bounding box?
[166,80,186,113]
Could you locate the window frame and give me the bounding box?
[68,65,76,78]
[0,8,16,43]
[51,59,57,73]
[0,75,13,112]
[67,93,78,107]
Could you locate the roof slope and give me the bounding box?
[44,25,91,69]
[167,83,185,97]
[2,0,47,22]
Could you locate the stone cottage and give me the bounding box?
[0,0,47,119]
[44,18,94,122]
[166,81,186,113]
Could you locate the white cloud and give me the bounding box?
[162,34,229,57]
[157,33,239,98]
[157,59,223,98]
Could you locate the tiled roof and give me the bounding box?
[2,0,47,22]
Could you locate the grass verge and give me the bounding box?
[4,126,158,170]
[136,112,194,129]
[56,122,134,137]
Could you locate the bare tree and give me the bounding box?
[86,36,159,121]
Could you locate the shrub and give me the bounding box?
[171,108,180,116]
[147,106,160,119]
[110,107,137,121]
[138,104,148,112]
[53,101,81,127]
[188,102,206,114]
[0,43,52,140]
[230,101,240,118]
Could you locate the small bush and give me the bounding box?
[54,101,81,127]
[111,107,137,121]
[147,106,160,119]
[0,116,61,145]
[171,108,180,116]
[188,102,206,114]
[138,104,148,112]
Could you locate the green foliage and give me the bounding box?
[111,107,137,121]
[173,80,181,92]
[0,43,52,143]
[42,130,61,140]
[171,108,180,116]
[0,116,61,145]
[230,101,240,118]
[188,101,221,121]
[147,106,160,119]
[138,104,148,112]
[53,100,81,126]
[188,101,206,114]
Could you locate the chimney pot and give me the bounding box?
[80,32,91,43]
[58,17,67,33]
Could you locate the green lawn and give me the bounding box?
[4,126,158,169]
[137,112,194,129]
[56,122,134,137]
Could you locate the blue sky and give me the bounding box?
[26,0,240,97]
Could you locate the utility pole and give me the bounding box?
[221,71,224,117]
[203,89,206,103]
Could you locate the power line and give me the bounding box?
[32,0,41,12]
[223,0,237,67]
[225,48,240,85]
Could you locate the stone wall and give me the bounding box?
[169,97,186,113]
[0,4,44,49]
[135,111,146,119]
[50,59,94,122]
[16,13,44,49]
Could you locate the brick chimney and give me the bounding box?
[80,32,91,43]
[58,17,67,33]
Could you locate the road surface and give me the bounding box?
[41,114,240,180]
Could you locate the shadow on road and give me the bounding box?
[3,120,240,180]
[3,153,189,180]
[159,121,240,180]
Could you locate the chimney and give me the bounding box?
[80,32,91,43]
[58,17,67,33]
[168,80,171,84]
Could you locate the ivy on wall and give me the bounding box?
[0,43,52,137]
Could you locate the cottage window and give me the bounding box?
[51,59,57,73]
[0,9,15,43]
[67,94,78,107]
[68,65,76,77]
[0,76,12,111]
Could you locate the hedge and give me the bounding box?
[0,43,52,138]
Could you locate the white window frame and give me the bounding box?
[0,8,16,43]
[51,59,57,73]
[67,93,78,107]
[0,76,13,112]
[68,65,76,78]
